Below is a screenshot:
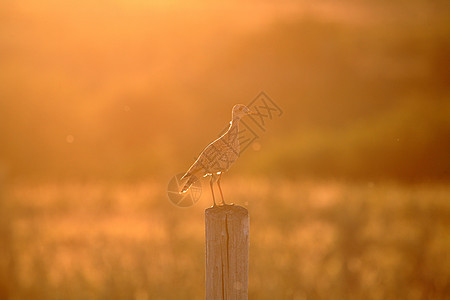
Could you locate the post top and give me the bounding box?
[205,205,248,218]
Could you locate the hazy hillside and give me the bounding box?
[0,0,448,181]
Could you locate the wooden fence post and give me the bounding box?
[205,205,249,300]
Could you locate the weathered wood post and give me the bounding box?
[205,205,249,300]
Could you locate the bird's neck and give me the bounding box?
[229,117,240,130]
[226,118,240,141]
[231,115,242,124]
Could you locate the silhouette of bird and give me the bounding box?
[179,104,256,207]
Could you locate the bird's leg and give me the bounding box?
[217,173,225,205]
[217,173,233,206]
[217,173,226,205]
[209,176,217,207]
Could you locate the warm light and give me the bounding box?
[66,135,75,143]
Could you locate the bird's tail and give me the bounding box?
[179,173,197,194]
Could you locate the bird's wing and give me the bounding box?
[181,127,233,180]
[197,140,226,171]
[180,145,211,180]
[181,162,202,180]
[179,148,211,193]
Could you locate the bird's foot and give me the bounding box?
[221,202,234,206]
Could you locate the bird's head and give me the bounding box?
[232,104,256,119]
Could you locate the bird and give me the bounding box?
[179,104,256,207]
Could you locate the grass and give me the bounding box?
[0,179,449,299]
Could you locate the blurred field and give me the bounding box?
[0,0,449,181]
[1,179,449,300]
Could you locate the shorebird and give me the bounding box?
[179,104,256,207]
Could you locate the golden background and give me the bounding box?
[0,0,449,299]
